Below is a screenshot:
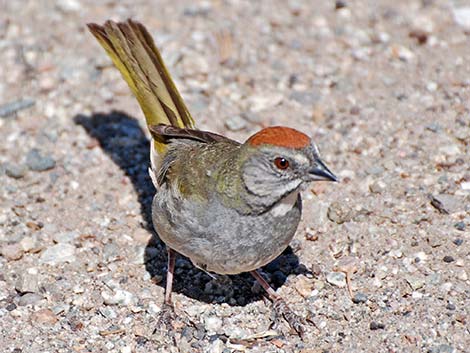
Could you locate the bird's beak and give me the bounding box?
[308,159,338,182]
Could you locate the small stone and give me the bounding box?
[103,242,120,262]
[6,303,17,311]
[326,272,346,288]
[225,115,246,131]
[294,276,314,298]
[204,316,223,333]
[147,302,160,315]
[406,276,425,290]
[101,289,136,306]
[26,149,56,172]
[391,45,415,62]
[241,112,262,123]
[121,346,132,353]
[352,292,368,304]
[453,6,470,30]
[327,202,354,224]
[52,231,79,243]
[15,272,39,293]
[18,293,43,306]
[56,0,81,12]
[4,163,27,179]
[99,307,117,319]
[248,93,283,112]
[20,236,37,252]
[443,256,455,263]
[369,180,386,194]
[369,321,385,330]
[1,243,24,261]
[409,29,428,45]
[457,269,467,281]
[426,81,438,92]
[430,194,461,214]
[335,1,347,10]
[39,243,76,264]
[446,303,456,311]
[453,238,463,246]
[289,90,320,105]
[438,144,461,156]
[31,308,58,325]
[207,338,224,353]
[453,222,465,231]
[429,344,455,353]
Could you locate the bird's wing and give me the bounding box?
[149,124,240,145]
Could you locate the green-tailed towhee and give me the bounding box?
[88,19,337,335]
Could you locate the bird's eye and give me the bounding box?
[274,157,289,170]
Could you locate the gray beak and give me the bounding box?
[309,159,338,182]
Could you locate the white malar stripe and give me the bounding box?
[271,190,300,217]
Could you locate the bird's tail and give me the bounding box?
[87,19,195,158]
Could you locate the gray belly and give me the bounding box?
[152,187,302,274]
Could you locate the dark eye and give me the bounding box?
[274,157,289,170]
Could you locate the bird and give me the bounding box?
[87,19,337,335]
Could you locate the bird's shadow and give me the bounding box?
[75,111,306,306]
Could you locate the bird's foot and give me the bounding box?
[153,303,197,346]
[153,303,178,344]
[272,297,305,337]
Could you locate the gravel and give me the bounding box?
[25,149,56,172]
[1,0,469,352]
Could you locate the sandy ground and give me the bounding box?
[0,0,469,352]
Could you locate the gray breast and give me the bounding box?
[152,186,302,275]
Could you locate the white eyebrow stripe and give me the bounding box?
[293,153,310,164]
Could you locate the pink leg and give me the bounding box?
[164,248,176,305]
[250,270,280,300]
[251,270,305,336]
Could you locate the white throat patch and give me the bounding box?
[271,190,300,217]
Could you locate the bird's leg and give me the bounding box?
[164,247,176,306]
[250,270,305,336]
[155,248,177,335]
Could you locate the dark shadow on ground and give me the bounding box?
[75,111,307,306]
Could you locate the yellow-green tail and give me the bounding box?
[87,19,195,154]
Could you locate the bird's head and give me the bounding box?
[240,126,337,205]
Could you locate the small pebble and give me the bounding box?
[327,202,354,224]
[101,289,136,306]
[25,149,56,172]
[6,303,17,311]
[4,163,27,179]
[204,316,223,333]
[31,308,58,325]
[15,272,39,293]
[1,243,24,261]
[428,343,455,353]
[326,272,346,288]
[446,303,456,311]
[453,6,470,30]
[352,292,368,304]
[40,243,76,264]
[443,256,455,263]
[369,180,386,194]
[453,222,465,231]
[453,238,463,246]
[369,322,385,330]
[224,115,246,131]
[18,293,43,306]
[294,276,313,298]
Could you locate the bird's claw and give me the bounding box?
[272,298,306,337]
[153,303,178,344]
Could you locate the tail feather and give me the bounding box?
[87,19,195,155]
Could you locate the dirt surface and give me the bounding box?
[1,0,469,352]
